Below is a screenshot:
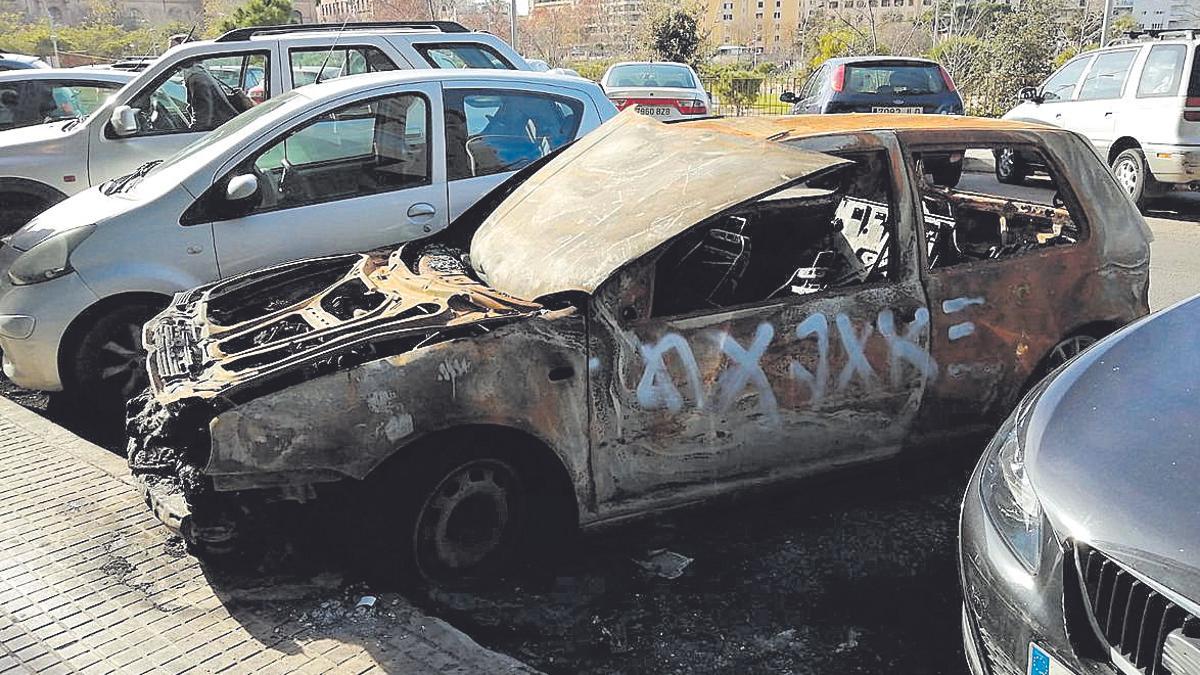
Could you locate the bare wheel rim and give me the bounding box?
[97,321,147,399]
[998,148,1016,177]
[414,458,523,579]
[1049,335,1097,368]
[1114,157,1140,195]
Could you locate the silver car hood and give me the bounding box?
[1025,294,1200,600]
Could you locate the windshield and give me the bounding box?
[148,90,303,174]
[607,64,696,89]
[844,63,947,95]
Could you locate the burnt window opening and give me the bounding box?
[208,259,356,326]
[652,150,895,317]
[912,146,1083,270]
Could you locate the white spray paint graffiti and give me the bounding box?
[633,300,983,416]
[942,296,985,341]
[436,356,472,398]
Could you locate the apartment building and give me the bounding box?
[707,0,932,55]
[1113,0,1198,30]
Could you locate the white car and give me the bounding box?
[0,69,615,407]
[0,20,532,235]
[599,61,709,120]
[1002,31,1200,209]
[0,68,133,133]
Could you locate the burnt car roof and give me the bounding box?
[681,113,1054,140]
[469,109,851,301]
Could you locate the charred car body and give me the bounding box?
[129,111,1152,584]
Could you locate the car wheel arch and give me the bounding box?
[1021,320,1122,394]
[1107,137,1141,165]
[369,423,581,531]
[0,176,67,205]
[57,290,172,390]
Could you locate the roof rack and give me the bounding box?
[215,20,470,43]
[1121,27,1200,41]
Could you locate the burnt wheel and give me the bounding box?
[372,443,535,588]
[67,301,162,413]
[1045,334,1097,370]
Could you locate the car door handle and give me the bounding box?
[407,203,436,219]
[186,245,203,255]
[1104,111,1113,117]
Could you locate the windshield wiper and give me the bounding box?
[101,160,163,196]
[62,117,83,131]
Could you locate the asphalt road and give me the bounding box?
[1,191,1198,675]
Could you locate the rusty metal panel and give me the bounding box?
[468,109,850,301]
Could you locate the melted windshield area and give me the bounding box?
[607,64,696,89]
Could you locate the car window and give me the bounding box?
[414,44,514,69]
[910,146,1083,271]
[1137,44,1187,98]
[288,46,397,87]
[799,66,824,99]
[1041,57,1090,101]
[0,83,20,130]
[843,63,946,95]
[444,89,584,182]
[652,150,894,317]
[243,93,429,215]
[20,81,123,123]
[126,52,268,136]
[607,64,696,89]
[1077,50,1138,101]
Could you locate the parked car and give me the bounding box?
[600,61,709,119]
[127,112,1149,585]
[0,20,532,235]
[1001,30,1200,209]
[780,57,964,115]
[959,292,1200,675]
[0,54,50,71]
[0,69,613,409]
[0,68,134,132]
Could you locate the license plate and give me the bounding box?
[871,106,923,113]
[636,105,673,117]
[1028,643,1075,675]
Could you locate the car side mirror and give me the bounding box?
[225,173,259,204]
[109,105,138,136]
[1018,87,1042,104]
[779,91,797,104]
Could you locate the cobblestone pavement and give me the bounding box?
[0,396,539,675]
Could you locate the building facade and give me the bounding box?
[1113,0,1199,30]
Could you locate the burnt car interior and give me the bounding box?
[652,151,894,317]
[913,147,1083,269]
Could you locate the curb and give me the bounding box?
[0,395,130,482]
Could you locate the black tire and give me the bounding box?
[0,192,49,238]
[1111,147,1156,211]
[931,161,963,188]
[368,441,540,588]
[66,301,162,414]
[994,147,1028,185]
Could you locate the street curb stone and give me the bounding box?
[0,396,542,674]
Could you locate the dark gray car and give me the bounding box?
[780,57,965,115]
[960,294,1200,675]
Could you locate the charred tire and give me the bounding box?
[994,147,1028,185]
[370,443,543,588]
[1111,148,1157,211]
[66,301,162,413]
[0,191,50,237]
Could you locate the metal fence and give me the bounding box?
[698,75,804,116]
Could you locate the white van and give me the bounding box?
[1002,30,1200,208]
[0,21,530,235]
[0,69,615,407]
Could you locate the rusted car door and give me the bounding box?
[899,129,1097,432]
[584,132,936,520]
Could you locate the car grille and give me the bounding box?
[977,622,1022,675]
[150,320,201,381]
[1076,544,1200,674]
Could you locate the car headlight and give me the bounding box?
[980,411,1044,573]
[7,225,95,286]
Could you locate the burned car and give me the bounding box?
[129,111,1151,584]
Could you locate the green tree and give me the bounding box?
[648,8,703,66]
[217,0,295,33]
[710,69,764,115]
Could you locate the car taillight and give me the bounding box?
[831,64,846,92]
[939,66,957,92]
[609,97,630,110]
[1185,97,1200,122]
[675,98,707,115]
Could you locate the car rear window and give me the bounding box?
[1190,46,1200,98]
[607,64,696,89]
[1138,44,1187,97]
[843,63,946,95]
[415,43,514,70]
